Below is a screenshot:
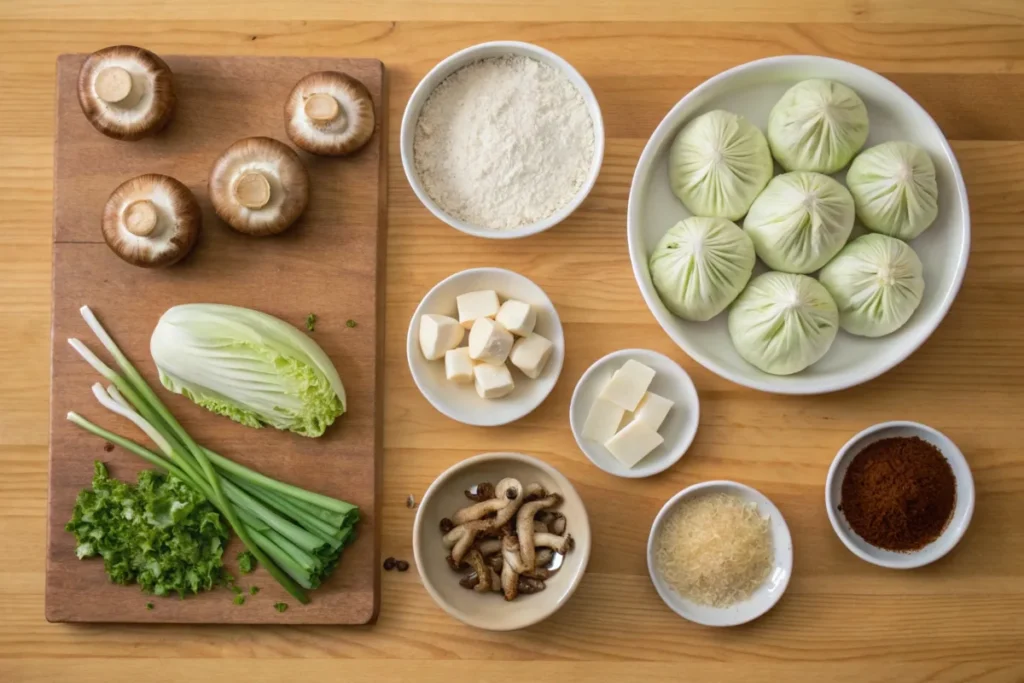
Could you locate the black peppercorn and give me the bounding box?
[395,560,409,572]
[383,557,396,571]
[439,518,454,533]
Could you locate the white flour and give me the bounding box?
[413,55,596,231]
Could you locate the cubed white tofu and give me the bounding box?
[445,347,475,384]
[456,290,500,329]
[419,314,465,361]
[468,318,514,365]
[598,360,656,412]
[495,300,537,337]
[633,392,674,431]
[604,420,664,468]
[509,333,553,379]
[473,363,515,399]
[581,397,625,443]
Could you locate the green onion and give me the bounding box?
[67,306,360,605]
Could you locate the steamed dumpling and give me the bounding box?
[668,110,773,221]
[649,217,756,322]
[728,272,839,375]
[846,141,939,240]
[743,171,855,274]
[818,234,925,337]
[768,79,869,174]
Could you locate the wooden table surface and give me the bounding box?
[2,1,1023,681]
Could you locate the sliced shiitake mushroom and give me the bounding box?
[77,45,176,140]
[284,71,375,156]
[208,137,310,236]
[101,174,200,267]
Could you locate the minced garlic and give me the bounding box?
[655,492,773,607]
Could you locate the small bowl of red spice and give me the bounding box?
[826,421,975,569]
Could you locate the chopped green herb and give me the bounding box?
[231,584,243,595]
[66,461,228,598]
[145,602,154,611]
[233,594,246,606]
[306,313,317,332]
[274,602,288,613]
[249,586,260,595]
[345,319,357,328]
[237,550,257,574]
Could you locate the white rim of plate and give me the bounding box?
[405,267,565,427]
[647,480,793,627]
[626,54,971,395]
[569,348,700,478]
[824,420,976,569]
[400,40,606,240]
[412,451,592,630]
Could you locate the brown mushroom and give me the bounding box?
[451,478,521,525]
[464,482,495,502]
[208,137,310,236]
[284,72,375,156]
[515,493,563,572]
[442,519,491,566]
[77,45,175,140]
[101,174,200,267]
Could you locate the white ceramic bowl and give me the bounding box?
[569,349,699,478]
[413,452,591,631]
[647,481,793,627]
[825,421,975,569]
[406,267,565,426]
[400,40,605,239]
[627,55,970,394]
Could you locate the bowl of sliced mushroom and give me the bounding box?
[413,452,591,630]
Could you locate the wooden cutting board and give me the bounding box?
[45,54,386,624]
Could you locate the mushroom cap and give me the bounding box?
[77,45,176,141]
[101,174,201,267]
[284,71,375,156]
[208,137,310,236]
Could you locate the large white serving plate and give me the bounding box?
[627,56,970,394]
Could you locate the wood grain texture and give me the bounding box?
[1,5,1023,683]
[46,54,386,624]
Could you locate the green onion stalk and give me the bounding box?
[67,306,359,603]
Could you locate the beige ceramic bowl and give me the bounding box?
[412,452,591,630]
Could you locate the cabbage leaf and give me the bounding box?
[151,304,346,438]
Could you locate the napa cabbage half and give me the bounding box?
[150,304,346,438]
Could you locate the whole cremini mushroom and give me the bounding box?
[77,45,176,140]
[101,174,201,267]
[208,137,310,236]
[284,71,375,156]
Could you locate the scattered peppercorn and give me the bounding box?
[395,560,410,572]
[439,518,454,533]
[383,557,397,571]
[274,602,288,613]
[103,442,115,452]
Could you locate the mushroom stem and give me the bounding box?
[95,66,133,104]
[534,532,574,554]
[233,171,272,210]
[304,93,343,126]
[515,493,563,573]
[123,199,158,236]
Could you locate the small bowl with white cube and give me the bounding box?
[570,349,700,478]
[407,267,565,427]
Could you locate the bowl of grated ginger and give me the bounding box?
[647,480,793,627]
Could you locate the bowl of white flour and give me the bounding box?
[401,41,604,239]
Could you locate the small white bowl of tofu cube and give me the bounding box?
[407,267,565,427]
[570,349,699,478]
